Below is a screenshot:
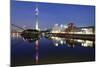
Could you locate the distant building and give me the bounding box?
[65,25,95,34]
[51,24,68,33]
[65,23,77,33]
[76,26,95,34]
[51,24,61,33]
[51,22,95,34]
[60,24,68,32]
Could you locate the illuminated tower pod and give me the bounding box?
[35,4,39,30]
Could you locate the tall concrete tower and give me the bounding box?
[35,4,39,30]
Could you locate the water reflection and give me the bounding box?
[49,36,94,48]
[35,40,39,64]
[21,31,40,64]
[50,37,66,46]
[23,37,39,43]
[22,37,40,64]
[11,33,95,66]
[81,40,93,47]
[21,35,94,65]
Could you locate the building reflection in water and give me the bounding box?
[51,37,66,46]
[50,36,94,48]
[74,39,94,47]
[81,40,93,47]
[16,33,94,65]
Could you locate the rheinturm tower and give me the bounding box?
[35,4,39,30]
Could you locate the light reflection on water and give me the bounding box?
[11,33,94,48]
[50,36,94,47]
[35,40,39,64]
[11,34,95,66]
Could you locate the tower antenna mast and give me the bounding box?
[35,3,39,30]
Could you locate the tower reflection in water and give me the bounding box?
[35,40,39,64]
[22,36,39,64]
[21,34,94,65]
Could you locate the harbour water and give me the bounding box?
[11,34,95,66]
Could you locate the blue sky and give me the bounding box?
[11,0,95,29]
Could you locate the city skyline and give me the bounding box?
[11,0,95,30]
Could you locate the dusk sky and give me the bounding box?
[11,0,95,30]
